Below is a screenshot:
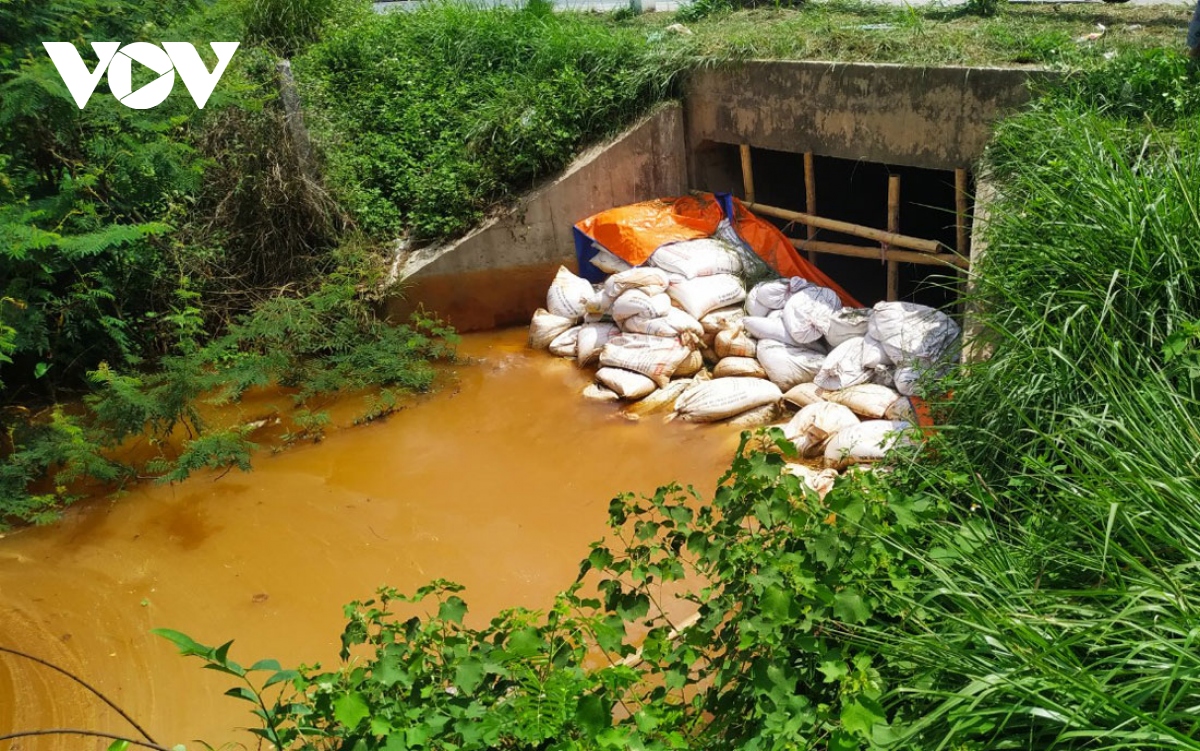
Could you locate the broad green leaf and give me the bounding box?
[833,590,871,624]
[841,697,886,738]
[334,692,371,730]
[576,693,611,736]
[437,595,468,625]
[106,741,130,751]
[249,658,281,672]
[455,656,485,694]
[507,627,543,658]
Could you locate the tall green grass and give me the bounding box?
[855,52,1200,748]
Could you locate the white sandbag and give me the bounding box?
[701,306,746,337]
[780,282,842,345]
[604,267,670,298]
[713,356,767,379]
[714,324,757,359]
[783,382,824,408]
[576,322,621,367]
[582,383,621,402]
[785,464,839,499]
[650,238,743,279]
[623,378,695,418]
[756,339,826,391]
[814,336,890,391]
[611,290,671,323]
[885,396,917,422]
[868,301,961,367]
[529,308,574,349]
[674,349,704,378]
[725,402,783,428]
[742,311,794,345]
[784,402,860,458]
[825,308,872,347]
[673,377,783,423]
[894,366,921,396]
[821,383,902,419]
[546,266,594,320]
[596,368,657,400]
[824,420,913,469]
[667,274,746,320]
[713,218,773,281]
[548,326,581,358]
[589,245,632,274]
[745,278,807,317]
[621,307,703,339]
[599,333,691,387]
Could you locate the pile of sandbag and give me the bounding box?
[530,236,959,473]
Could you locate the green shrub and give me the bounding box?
[295,2,694,240]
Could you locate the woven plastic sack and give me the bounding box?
[546,266,594,320]
[612,290,671,323]
[825,308,871,347]
[650,238,743,279]
[589,245,632,274]
[824,420,913,469]
[576,322,621,367]
[785,402,861,458]
[814,336,891,391]
[529,308,574,349]
[745,277,808,317]
[783,382,824,408]
[742,311,794,345]
[622,308,703,339]
[548,326,581,358]
[756,339,826,390]
[714,324,757,359]
[820,383,901,419]
[603,267,670,298]
[596,367,657,400]
[673,377,782,422]
[713,356,767,379]
[868,301,961,367]
[667,274,746,320]
[780,282,842,345]
[599,333,691,387]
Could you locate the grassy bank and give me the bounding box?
[165,43,1200,751]
[655,0,1194,67]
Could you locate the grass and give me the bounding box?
[634,0,1195,68]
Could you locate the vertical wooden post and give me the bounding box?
[740,144,755,204]
[886,174,901,302]
[955,168,969,256]
[803,151,818,264]
[955,168,970,311]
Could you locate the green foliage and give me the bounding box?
[1061,49,1200,125]
[240,0,342,58]
[295,2,693,239]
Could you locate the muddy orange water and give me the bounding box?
[0,328,745,751]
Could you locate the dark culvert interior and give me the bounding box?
[691,141,972,311]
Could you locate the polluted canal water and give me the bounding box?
[0,328,746,750]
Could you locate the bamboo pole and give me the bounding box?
[955,168,970,312]
[740,144,755,204]
[803,151,817,264]
[790,239,969,270]
[955,168,969,256]
[744,200,943,254]
[886,174,901,302]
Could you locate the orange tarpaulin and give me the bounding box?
[574,192,861,308]
[573,194,724,267]
[722,196,860,308]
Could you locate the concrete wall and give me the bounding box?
[385,103,687,332]
[684,60,1054,175]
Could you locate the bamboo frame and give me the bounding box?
[886,174,901,301]
[740,144,755,204]
[743,200,944,254]
[790,238,969,270]
[803,151,817,264]
[955,168,969,256]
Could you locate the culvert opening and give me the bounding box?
[691,142,973,310]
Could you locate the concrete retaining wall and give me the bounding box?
[384,103,687,331]
[685,60,1054,175]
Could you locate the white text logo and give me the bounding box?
[42,42,240,110]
